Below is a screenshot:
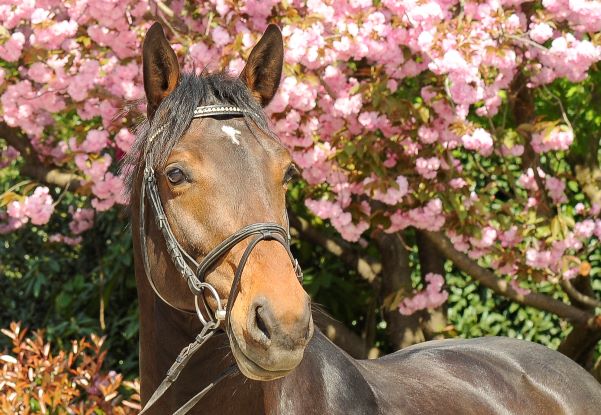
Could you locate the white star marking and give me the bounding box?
[221,125,241,145]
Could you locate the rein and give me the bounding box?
[138,105,302,414]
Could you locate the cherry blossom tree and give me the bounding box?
[2,0,601,369]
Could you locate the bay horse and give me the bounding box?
[126,22,601,414]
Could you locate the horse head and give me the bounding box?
[133,22,313,381]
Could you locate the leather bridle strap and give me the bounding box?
[139,321,219,415]
[138,229,294,415]
[196,223,299,283]
[173,365,238,415]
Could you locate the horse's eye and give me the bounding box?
[166,168,186,185]
[284,164,299,186]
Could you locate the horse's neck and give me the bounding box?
[266,330,380,415]
[137,295,265,414]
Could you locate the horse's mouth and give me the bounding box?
[229,332,295,381]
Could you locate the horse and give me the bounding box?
[125,22,601,414]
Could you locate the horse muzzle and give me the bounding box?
[229,295,314,380]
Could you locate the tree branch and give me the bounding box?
[20,164,81,190]
[289,213,381,283]
[1,122,81,190]
[149,0,189,36]
[312,308,370,359]
[1,123,29,154]
[561,279,601,309]
[421,231,601,329]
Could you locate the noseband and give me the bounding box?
[139,105,303,414]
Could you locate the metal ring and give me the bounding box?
[194,296,209,326]
[193,282,226,324]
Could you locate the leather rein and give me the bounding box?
[138,105,303,414]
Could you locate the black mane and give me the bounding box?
[121,72,270,200]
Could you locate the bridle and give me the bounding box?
[138,104,303,414]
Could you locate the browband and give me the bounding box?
[147,105,259,144]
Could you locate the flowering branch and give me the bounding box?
[422,231,601,330]
[289,213,381,283]
[149,0,188,36]
[1,123,81,190]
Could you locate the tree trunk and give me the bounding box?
[558,277,601,370]
[375,232,426,350]
[415,231,448,340]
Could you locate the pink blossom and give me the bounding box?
[529,22,554,43]
[510,279,531,296]
[91,173,126,211]
[531,127,573,153]
[49,234,83,246]
[518,168,545,191]
[415,157,440,179]
[7,200,28,226]
[17,186,54,226]
[399,273,448,316]
[28,63,53,83]
[594,220,601,239]
[387,198,445,233]
[417,125,439,144]
[449,178,467,189]
[526,248,554,269]
[305,199,368,241]
[0,212,27,233]
[0,32,25,61]
[0,146,19,169]
[545,176,567,204]
[115,128,135,153]
[470,226,497,249]
[501,143,524,157]
[67,60,100,102]
[447,230,470,253]
[81,129,109,154]
[211,27,231,47]
[462,128,493,156]
[333,94,362,117]
[306,199,342,220]
[69,208,94,235]
[373,175,409,205]
[32,19,78,50]
[358,112,379,131]
[535,35,601,84]
[499,226,521,248]
[574,219,595,239]
[383,152,398,168]
[188,42,218,70]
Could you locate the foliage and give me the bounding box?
[0,184,138,375]
[0,322,140,413]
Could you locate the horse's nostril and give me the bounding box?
[255,306,271,340]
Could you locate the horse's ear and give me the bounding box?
[239,24,284,107]
[143,22,180,120]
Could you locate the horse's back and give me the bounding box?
[358,336,601,414]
